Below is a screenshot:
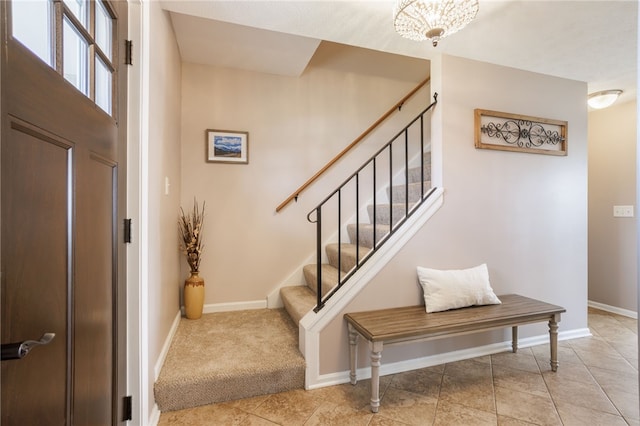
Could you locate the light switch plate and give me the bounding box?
[613,205,634,217]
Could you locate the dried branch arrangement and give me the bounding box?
[179,199,205,273]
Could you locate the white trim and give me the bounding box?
[181,299,268,315]
[204,299,267,312]
[588,300,638,319]
[300,188,444,387]
[153,310,182,379]
[306,327,592,390]
[138,1,152,424]
[148,405,161,426]
[125,1,144,425]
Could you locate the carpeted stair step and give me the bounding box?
[407,152,431,183]
[367,203,416,226]
[280,286,316,325]
[347,223,391,248]
[302,263,340,296]
[325,243,372,273]
[387,180,432,203]
[154,309,305,412]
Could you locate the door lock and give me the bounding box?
[1,333,55,361]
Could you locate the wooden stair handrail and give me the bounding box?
[275,76,431,213]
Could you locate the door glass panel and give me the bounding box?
[95,57,112,114]
[63,17,89,96]
[11,0,53,66]
[63,0,88,29]
[95,1,112,59]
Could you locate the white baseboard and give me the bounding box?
[148,403,161,426]
[588,300,638,319]
[203,299,267,313]
[154,310,181,380]
[305,328,592,390]
[179,299,268,317]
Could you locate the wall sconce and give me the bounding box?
[588,90,623,109]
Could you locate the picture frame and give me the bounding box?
[474,109,567,156]
[206,129,249,164]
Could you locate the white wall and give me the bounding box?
[588,100,638,313]
[318,54,589,375]
[179,58,430,306]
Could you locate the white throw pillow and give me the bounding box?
[417,264,501,313]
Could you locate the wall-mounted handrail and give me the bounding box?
[275,76,431,213]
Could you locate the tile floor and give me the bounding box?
[158,308,639,425]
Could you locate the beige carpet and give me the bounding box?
[154,308,306,412]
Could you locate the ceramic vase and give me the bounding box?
[184,271,205,319]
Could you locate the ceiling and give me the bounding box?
[162,1,637,105]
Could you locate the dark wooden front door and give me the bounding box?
[1,1,127,424]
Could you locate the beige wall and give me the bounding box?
[588,101,638,312]
[180,59,430,305]
[146,3,182,418]
[319,55,590,374]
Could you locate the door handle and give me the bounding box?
[1,333,55,361]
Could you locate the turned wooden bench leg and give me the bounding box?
[347,324,358,385]
[512,326,518,353]
[369,341,384,413]
[549,313,560,372]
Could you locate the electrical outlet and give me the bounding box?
[613,205,634,217]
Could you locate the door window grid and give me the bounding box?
[11,0,116,116]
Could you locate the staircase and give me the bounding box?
[154,90,436,414]
[280,151,432,324]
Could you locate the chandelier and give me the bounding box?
[393,0,479,47]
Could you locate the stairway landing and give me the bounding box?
[154,308,305,412]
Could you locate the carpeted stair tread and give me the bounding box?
[280,285,316,325]
[388,180,432,203]
[154,309,305,412]
[347,223,391,248]
[367,202,417,226]
[302,263,340,296]
[326,243,372,273]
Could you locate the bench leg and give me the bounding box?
[549,314,560,372]
[512,326,518,353]
[347,324,358,385]
[370,341,383,413]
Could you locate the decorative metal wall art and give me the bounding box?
[474,109,567,156]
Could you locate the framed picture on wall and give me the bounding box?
[206,129,249,164]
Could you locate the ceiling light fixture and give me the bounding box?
[393,0,479,47]
[587,90,623,109]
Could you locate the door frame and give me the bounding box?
[125,0,146,424]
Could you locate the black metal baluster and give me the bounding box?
[315,207,323,311]
[372,158,377,248]
[388,144,393,231]
[420,114,424,200]
[337,188,342,287]
[355,173,360,268]
[404,128,409,216]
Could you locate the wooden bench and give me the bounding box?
[344,294,565,413]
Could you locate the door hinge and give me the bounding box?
[123,395,133,421]
[125,40,133,66]
[124,219,132,243]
